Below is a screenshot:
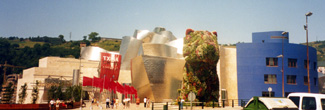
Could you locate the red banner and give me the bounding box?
[93,77,103,88]
[100,52,121,81]
[82,76,93,86]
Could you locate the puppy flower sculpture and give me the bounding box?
[182,29,219,102]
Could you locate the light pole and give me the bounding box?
[305,12,312,93]
[281,31,288,97]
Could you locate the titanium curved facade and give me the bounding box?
[237,31,318,100]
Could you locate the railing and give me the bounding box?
[150,99,250,110]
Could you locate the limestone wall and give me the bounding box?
[217,46,238,105]
[16,57,100,104]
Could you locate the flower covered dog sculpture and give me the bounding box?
[182,29,220,101]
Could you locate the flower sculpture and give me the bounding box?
[182,29,219,101]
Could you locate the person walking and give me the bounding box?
[180,98,185,110]
[110,98,115,108]
[115,98,119,109]
[147,98,150,108]
[144,97,147,108]
[136,98,140,107]
[106,97,110,108]
[50,99,55,110]
[55,98,60,110]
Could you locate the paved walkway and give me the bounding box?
[69,101,243,110]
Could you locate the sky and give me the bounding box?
[0,0,324,44]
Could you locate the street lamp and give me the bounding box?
[280,31,288,97]
[305,12,312,93]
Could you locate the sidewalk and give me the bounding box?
[71,101,243,110]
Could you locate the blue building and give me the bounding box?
[236,31,318,100]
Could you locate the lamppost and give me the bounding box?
[304,12,312,93]
[281,31,288,97]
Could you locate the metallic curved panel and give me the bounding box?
[158,31,177,41]
[142,44,177,58]
[166,38,184,58]
[119,36,142,70]
[80,46,111,61]
[150,34,169,44]
[153,27,166,33]
[131,55,185,102]
[133,30,155,43]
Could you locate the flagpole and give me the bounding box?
[102,75,105,103]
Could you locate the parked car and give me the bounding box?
[287,93,325,110]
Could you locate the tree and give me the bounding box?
[31,80,39,104]
[83,36,87,40]
[58,35,64,40]
[18,83,28,104]
[88,32,99,42]
[55,85,63,100]
[58,35,65,43]
[47,85,57,101]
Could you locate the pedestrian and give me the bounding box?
[111,98,115,108]
[106,97,110,108]
[127,98,130,108]
[136,98,140,107]
[55,98,60,110]
[147,98,150,108]
[180,98,185,109]
[50,99,55,110]
[115,98,119,109]
[144,97,147,108]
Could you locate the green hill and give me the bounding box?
[302,41,325,61]
[0,36,121,88]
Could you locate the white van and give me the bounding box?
[287,93,325,110]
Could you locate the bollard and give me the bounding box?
[232,100,234,107]
[241,100,243,107]
[222,100,225,108]
[152,102,154,110]
[212,101,214,108]
[178,101,180,110]
[201,102,204,109]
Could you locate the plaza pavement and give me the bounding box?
[69,101,243,110]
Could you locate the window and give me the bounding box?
[321,99,325,110]
[287,75,297,84]
[304,76,308,85]
[302,97,316,110]
[288,96,300,107]
[304,60,309,69]
[264,74,277,84]
[314,62,317,71]
[266,58,278,67]
[288,58,297,68]
[262,91,274,97]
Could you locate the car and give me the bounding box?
[287,93,325,110]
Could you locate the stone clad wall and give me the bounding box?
[16,57,100,104]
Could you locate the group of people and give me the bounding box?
[104,97,131,109]
[49,98,62,110]
[90,97,153,109]
[143,97,151,108]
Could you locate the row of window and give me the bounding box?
[266,57,317,70]
[264,74,317,85]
